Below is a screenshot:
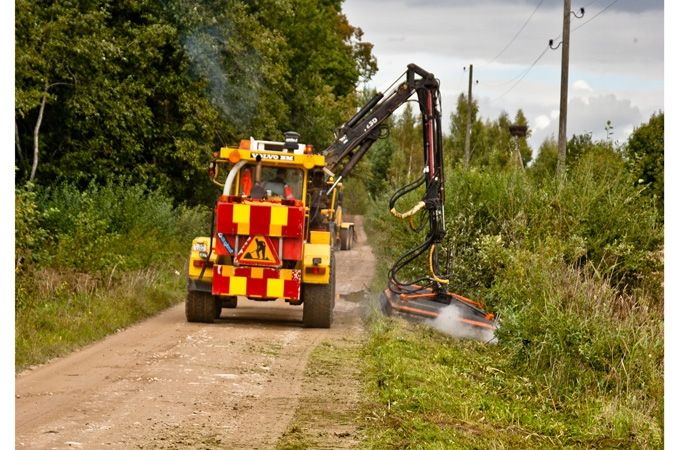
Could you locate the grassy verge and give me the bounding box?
[277,336,366,450]
[15,181,209,371]
[359,153,663,448]
[361,315,661,449]
[15,265,187,370]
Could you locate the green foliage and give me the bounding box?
[29,181,209,272]
[249,0,376,148]
[445,95,532,170]
[491,249,662,400]
[529,135,557,180]
[15,0,375,203]
[625,112,664,214]
[15,181,209,369]
[390,103,423,183]
[370,150,662,300]
[342,175,369,215]
[15,184,48,271]
[363,134,663,447]
[364,136,394,199]
[363,316,662,448]
[444,93,481,167]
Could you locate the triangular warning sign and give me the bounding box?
[236,235,281,267]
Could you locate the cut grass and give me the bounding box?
[276,337,366,450]
[360,315,662,449]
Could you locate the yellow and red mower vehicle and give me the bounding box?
[187,133,342,327]
[187,64,497,335]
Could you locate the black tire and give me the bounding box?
[330,222,340,251]
[339,227,353,251]
[186,290,216,323]
[214,297,222,319]
[302,255,335,328]
[222,296,238,309]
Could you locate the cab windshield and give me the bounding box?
[238,165,304,200]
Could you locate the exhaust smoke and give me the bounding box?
[183,26,262,131]
[427,304,497,343]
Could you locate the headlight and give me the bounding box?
[192,242,207,252]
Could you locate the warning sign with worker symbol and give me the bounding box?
[236,235,281,267]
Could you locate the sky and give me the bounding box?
[343,0,664,153]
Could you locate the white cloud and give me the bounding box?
[573,80,593,92]
[568,94,642,143]
[534,114,551,130]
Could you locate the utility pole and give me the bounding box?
[555,0,571,176]
[552,1,584,175]
[509,124,527,171]
[464,64,473,169]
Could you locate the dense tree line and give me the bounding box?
[15,0,376,203]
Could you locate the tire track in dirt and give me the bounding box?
[16,216,375,449]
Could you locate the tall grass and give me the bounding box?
[363,149,663,447]
[15,181,210,370]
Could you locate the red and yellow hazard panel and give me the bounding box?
[212,265,302,300]
[236,235,281,267]
[216,199,304,238]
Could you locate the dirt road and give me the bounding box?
[16,217,375,449]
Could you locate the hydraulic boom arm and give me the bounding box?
[320,63,449,296]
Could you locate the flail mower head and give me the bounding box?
[379,285,498,343]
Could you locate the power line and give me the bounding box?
[492,45,551,101]
[489,0,618,102]
[549,0,617,43]
[489,0,545,64]
[573,0,620,32]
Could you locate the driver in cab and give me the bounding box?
[269,168,295,200]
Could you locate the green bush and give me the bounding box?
[15,184,48,271]
[31,181,210,272]
[625,112,664,215]
[15,180,210,369]
[364,145,663,446]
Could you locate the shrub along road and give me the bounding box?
[15,217,375,449]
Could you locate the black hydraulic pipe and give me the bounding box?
[326,139,377,195]
[345,92,384,129]
[339,139,375,179]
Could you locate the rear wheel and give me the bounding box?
[186,290,217,323]
[339,227,353,250]
[330,222,340,251]
[302,255,335,328]
[214,297,222,319]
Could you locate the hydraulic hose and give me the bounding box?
[428,244,449,284]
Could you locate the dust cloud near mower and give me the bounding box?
[379,288,498,343]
